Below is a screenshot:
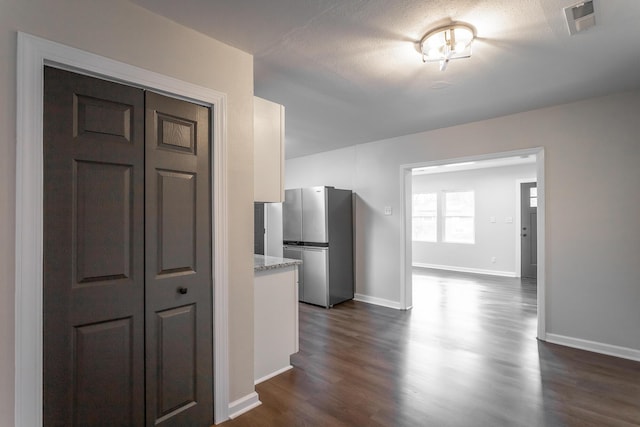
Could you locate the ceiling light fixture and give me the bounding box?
[420,23,476,71]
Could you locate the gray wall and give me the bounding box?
[286,89,640,353]
[1,0,256,422]
[412,163,537,275]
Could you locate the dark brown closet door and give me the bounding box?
[44,68,214,427]
[144,92,213,426]
[43,66,145,426]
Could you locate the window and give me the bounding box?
[529,187,538,207]
[412,193,437,242]
[444,191,475,244]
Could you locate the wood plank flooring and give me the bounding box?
[222,269,640,426]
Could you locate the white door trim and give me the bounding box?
[15,32,230,425]
[399,147,546,340]
[399,167,413,310]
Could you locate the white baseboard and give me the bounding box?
[254,365,293,385]
[545,333,640,362]
[413,262,516,278]
[354,293,402,310]
[228,392,261,420]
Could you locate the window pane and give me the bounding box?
[445,191,474,216]
[530,197,538,208]
[412,193,437,242]
[412,216,437,242]
[530,187,537,197]
[445,217,474,243]
[413,193,437,215]
[444,191,474,243]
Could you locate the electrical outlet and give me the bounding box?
[491,256,496,263]
[384,206,392,216]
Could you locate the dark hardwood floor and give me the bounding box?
[222,268,640,426]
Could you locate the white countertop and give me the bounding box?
[254,254,302,272]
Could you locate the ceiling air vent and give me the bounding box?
[564,1,596,35]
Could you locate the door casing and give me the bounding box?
[15,32,230,426]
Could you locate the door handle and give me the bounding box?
[522,234,527,237]
[178,287,188,295]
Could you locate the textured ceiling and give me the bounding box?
[131,0,640,158]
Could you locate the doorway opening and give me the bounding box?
[400,148,546,340]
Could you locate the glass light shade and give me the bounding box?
[420,24,475,70]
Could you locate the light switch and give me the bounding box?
[490,216,496,223]
[505,217,513,223]
[384,206,393,216]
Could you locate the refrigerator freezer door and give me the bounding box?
[301,247,329,307]
[302,187,328,243]
[283,245,303,301]
[283,189,302,241]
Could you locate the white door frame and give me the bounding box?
[399,147,546,340]
[15,33,230,426]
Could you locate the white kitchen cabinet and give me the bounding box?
[254,255,300,384]
[254,96,285,202]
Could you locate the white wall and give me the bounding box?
[1,0,256,423]
[286,146,357,190]
[286,89,640,354]
[412,163,536,275]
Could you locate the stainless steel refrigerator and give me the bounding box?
[283,186,353,308]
